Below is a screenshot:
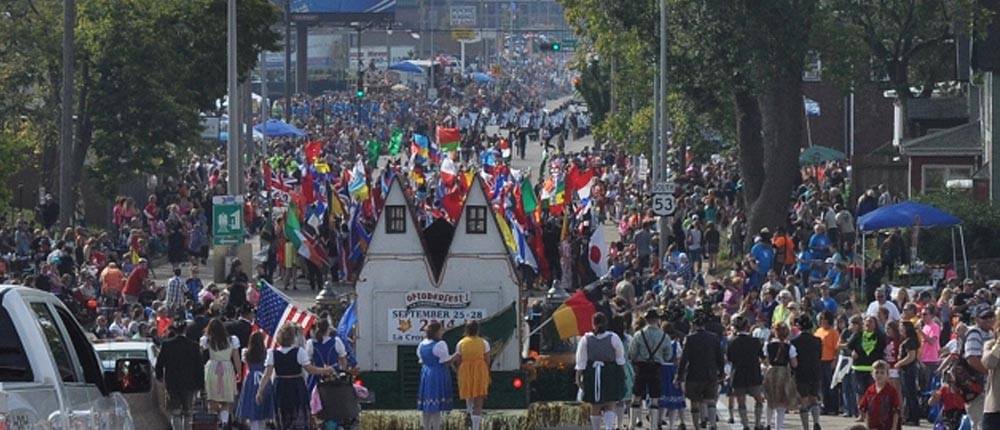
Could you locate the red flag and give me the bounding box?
[436,126,462,152]
[441,180,467,222]
[302,169,315,205]
[305,141,322,164]
[565,163,595,196]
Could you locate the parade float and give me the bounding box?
[355,176,526,408]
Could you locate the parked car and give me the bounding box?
[0,284,148,430]
[93,340,169,429]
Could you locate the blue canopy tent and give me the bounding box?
[472,72,494,83]
[253,119,306,138]
[857,201,967,280]
[387,61,424,74]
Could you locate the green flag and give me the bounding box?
[388,128,404,156]
[521,177,538,213]
[366,139,382,166]
[442,302,518,362]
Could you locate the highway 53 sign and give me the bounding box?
[651,182,676,217]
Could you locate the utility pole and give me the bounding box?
[59,0,75,229]
[227,0,242,196]
[260,52,269,158]
[657,0,670,262]
[284,0,292,122]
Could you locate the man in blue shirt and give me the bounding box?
[750,228,775,277]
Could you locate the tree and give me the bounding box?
[825,0,989,138]
[0,0,279,211]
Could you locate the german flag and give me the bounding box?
[552,290,596,339]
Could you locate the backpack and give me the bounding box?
[943,328,986,402]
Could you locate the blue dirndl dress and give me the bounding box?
[272,348,311,430]
[659,341,685,410]
[236,360,273,420]
[307,337,341,394]
[416,340,453,413]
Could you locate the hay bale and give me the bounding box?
[525,401,590,430]
[360,409,526,430]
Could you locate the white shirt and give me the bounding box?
[865,300,901,321]
[264,346,311,367]
[416,339,453,364]
[200,335,241,351]
[574,331,626,370]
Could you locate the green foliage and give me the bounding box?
[913,192,1000,263]
[0,121,38,210]
[823,0,991,96]
[1,0,280,195]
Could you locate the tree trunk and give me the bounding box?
[736,89,764,206]
[745,70,805,240]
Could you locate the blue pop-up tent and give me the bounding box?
[253,119,306,138]
[388,61,424,74]
[857,201,967,279]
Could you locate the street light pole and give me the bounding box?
[657,0,670,262]
[284,0,292,122]
[227,0,242,196]
[59,0,75,229]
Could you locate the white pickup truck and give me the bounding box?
[0,285,149,430]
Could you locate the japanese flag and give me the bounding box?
[588,227,608,276]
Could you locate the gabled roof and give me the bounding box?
[445,175,510,257]
[365,176,426,257]
[899,121,982,157]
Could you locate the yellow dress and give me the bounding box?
[457,336,491,399]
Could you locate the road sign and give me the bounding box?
[561,39,578,52]
[212,195,245,246]
[651,182,676,217]
[451,28,476,41]
[449,5,477,27]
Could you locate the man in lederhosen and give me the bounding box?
[630,310,672,429]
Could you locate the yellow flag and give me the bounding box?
[496,213,517,254]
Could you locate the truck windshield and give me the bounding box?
[0,307,33,382]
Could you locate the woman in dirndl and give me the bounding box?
[236,332,272,430]
[201,318,241,429]
[763,322,799,430]
[659,324,687,430]
[455,320,491,430]
[575,312,626,430]
[417,321,455,430]
[256,323,336,430]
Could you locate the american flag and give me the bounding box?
[254,281,316,348]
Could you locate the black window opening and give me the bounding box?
[0,307,33,382]
[466,206,487,234]
[386,205,406,234]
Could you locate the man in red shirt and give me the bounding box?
[123,258,149,304]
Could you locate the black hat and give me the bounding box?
[974,303,995,319]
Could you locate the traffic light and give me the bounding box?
[539,42,561,52]
[572,76,581,87]
[356,71,365,98]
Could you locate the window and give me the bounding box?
[0,307,33,382]
[922,165,973,193]
[466,206,487,234]
[56,307,109,392]
[803,51,822,82]
[31,302,77,382]
[386,205,406,234]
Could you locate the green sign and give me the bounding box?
[212,195,245,246]
[561,39,578,50]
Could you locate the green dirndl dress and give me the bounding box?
[580,332,626,404]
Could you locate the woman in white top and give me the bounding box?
[201,318,241,428]
[256,323,335,430]
[575,312,627,430]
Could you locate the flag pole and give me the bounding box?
[527,313,557,338]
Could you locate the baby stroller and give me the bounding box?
[314,372,364,430]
